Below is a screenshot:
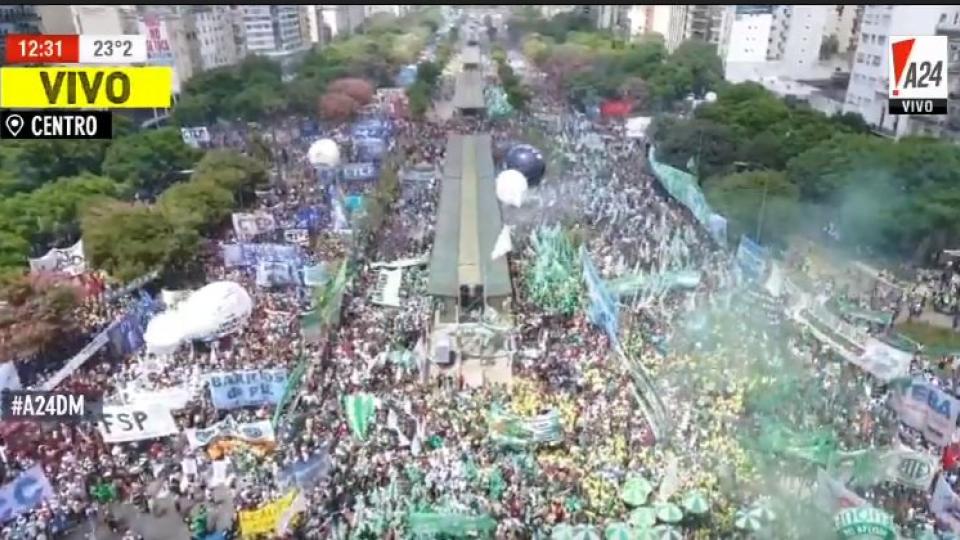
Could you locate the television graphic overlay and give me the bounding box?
[889,35,949,115]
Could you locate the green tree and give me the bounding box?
[102,127,200,196]
[705,170,803,246]
[80,201,187,282]
[191,149,268,204]
[157,179,235,233]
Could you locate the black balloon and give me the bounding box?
[504,144,546,187]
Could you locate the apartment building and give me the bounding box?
[137,8,195,95]
[718,5,775,63]
[666,5,724,52]
[241,5,309,64]
[842,5,947,138]
[310,4,366,42]
[364,5,412,19]
[188,5,239,71]
[625,5,673,40]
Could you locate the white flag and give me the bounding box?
[490,226,513,260]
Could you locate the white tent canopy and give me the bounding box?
[143,281,253,354]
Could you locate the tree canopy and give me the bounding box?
[517,12,723,111]
[653,82,960,259]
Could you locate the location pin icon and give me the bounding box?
[5,114,23,137]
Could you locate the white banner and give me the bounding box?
[892,378,960,446]
[283,228,309,246]
[232,212,277,241]
[98,404,179,443]
[28,239,86,276]
[881,448,939,489]
[184,417,275,450]
[814,469,867,514]
[855,338,912,381]
[371,268,403,308]
[180,126,210,148]
[123,385,195,411]
[370,255,429,269]
[932,476,960,533]
[0,363,21,392]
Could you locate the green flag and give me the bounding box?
[343,392,376,440]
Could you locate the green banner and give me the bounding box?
[833,507,896,540]
[487,408,563,447]
[407,511,497,536]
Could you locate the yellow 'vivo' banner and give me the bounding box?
[239,490,297,538]
[0,66,173,108]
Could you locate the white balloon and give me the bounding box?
[143,311,187,355]
[307,138,340,167]
[178,281,254,341]
[705,91,718,103]
[495,169,528,208]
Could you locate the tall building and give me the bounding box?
[667,5,724,52]
[187,5,239,71]
[240,5,309,64]
[842,5,947,138]
[317,5,366,40]
[70,5,138,35]
[590,5,629,35]
[625,5,673,40]
[137,8,195,95]
[718,5,775,63]
[828,5,864,55]
[36,5,76,34]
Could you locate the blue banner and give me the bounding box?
[279,451,331,488]
[256,261,300,288]
[0,465,54,523]
[355,137,387,162]
[107,294,158,357]
[581,247,619,343]
[222,243,301,268]
[736,235,769,282]
[294,206,324,231]
[207,369,288,410]
[342,162,378,182]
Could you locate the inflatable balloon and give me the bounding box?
[307,138,340,167]
[495,169,528,208]
[179,281,253,341]
[143,311,187,356]
[505,144,546,187]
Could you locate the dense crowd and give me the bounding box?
[5,38,960,540]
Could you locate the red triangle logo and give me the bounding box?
[891,38,916,89]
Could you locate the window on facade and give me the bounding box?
[871,55,881,66]
[877,36,885,45]
[862,33,868,43]
[857,52,864,63]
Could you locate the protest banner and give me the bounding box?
[231,212,277,241]
[206,368,288,410]
[880,448,938,489]
[833,507,896,540]
[98,404,179,443]
[487,408,563,446]
[302,264,327,287]
[185,417,276,450]
[814,469,867,514]
[891,378,960,446]
[239,490,299,537]
[122,385,194,410]
[736,235,769,282]
[28,239,86,276]
[283,229,309,246]
[932,476,960,533]
[370,268,403,308]
[341,162,378,182]
[0,465,55,522]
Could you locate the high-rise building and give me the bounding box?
[70,5,138,35]
[364,5,412,19]
[240,5,309,64]
[317,5,366,40]
[187,5,239,71]
[718,5,775,63]
[842,5,947,138]
[137,7,195,95]
[36,5,76,34]
[625,5,673,41]
[0,6,40,63]
[667,5,724,52]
